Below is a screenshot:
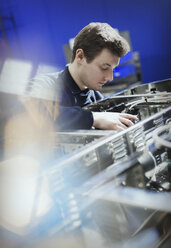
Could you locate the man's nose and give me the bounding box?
[105,70,113,82]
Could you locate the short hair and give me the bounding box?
[71,22,130,63]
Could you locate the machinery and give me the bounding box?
[42,78,171,248]
[84,78,171,120]
[0,79,170,248]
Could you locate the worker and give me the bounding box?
[27,22,138,131]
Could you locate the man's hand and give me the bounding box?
[92,112,138,131]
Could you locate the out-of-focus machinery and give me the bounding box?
[0,79,171,248]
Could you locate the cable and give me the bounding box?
[127,96,171,111]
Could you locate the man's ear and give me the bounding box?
[75,49,85,64]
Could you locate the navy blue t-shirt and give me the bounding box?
[56,66,104,130]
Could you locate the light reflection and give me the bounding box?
[0,62,58,239]
[0,58,32,95]
[35,63,60,76]
[0,156,52,235]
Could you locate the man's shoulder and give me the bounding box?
[27,69,65,100]
[45,69,64,81]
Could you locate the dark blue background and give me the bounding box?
[0,0,171,83]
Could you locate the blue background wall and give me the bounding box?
[0,0,171,83]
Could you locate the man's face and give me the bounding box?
[78,48,120,91]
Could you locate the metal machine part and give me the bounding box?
[52,130,115,156]
[84,79,171,121]
[114,78,171,96]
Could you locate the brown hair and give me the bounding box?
[71,22,130,63]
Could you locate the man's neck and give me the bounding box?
[68,63,87,91]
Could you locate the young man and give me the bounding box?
[28,22,138,131]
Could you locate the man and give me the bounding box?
[27,22,138,130]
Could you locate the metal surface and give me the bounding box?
[53,130,115,156]
[115,78,171,95]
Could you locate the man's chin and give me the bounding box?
[96,83,104,89]
[90,84,103,91]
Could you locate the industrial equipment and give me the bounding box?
[43,79,171,248]
[0,78,170,248]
